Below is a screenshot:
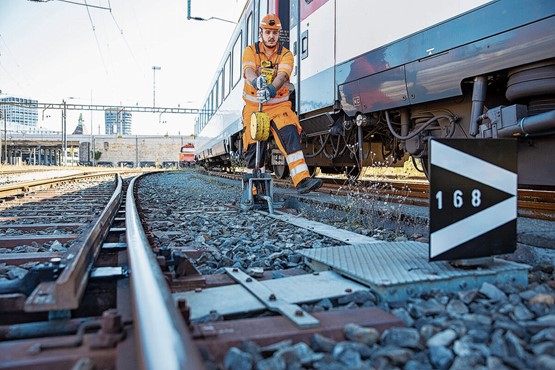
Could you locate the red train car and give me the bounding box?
[179,143,196,167]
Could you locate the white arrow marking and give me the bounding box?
[430,197,517,258]
[431,141,517,195]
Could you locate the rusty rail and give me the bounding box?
[24,175,123,311]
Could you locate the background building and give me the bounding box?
[105,110,132,136]
[72,113,89,135]
[0,96,39,132]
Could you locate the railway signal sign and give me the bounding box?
[429,139,517,261]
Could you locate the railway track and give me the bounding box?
[0,172,135,368]
[323,179,555,221]
[0,171,269,368]
[1,170,384,369]
[210,170,555,221]
[0,169,553,369]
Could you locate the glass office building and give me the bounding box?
[0,97,38,129]
[105,110,132,135]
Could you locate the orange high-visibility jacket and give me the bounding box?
[241,41,301,146]
[242,42,293,108]
[241,42,309,186]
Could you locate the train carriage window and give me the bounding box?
[219,71,225,103]
[206,99,209,121]
[246,12,253,45]
[208,91,213,118]
[214,81,220,109]
[233,32,242,87]
[224,54,231,99]
[218,71,223,106]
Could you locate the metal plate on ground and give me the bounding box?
[262,210,379,244]
[299,242,530,302]
[224,268,318,328]
[174,271,368,320]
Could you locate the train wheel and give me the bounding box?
[273,164,289,179]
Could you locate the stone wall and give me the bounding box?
[92,135,187,166]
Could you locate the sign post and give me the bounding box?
[429,139,517,261]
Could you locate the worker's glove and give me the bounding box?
[257,84,276,103]
[252,75,267,90]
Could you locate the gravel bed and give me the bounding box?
[138,171,345,275]
[0,226,87,237]
[138,170,555,370]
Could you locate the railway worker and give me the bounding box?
[241,13,322,196]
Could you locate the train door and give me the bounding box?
[290,0,336,115]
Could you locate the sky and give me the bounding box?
[0,0,247,136]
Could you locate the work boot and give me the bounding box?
[296,177,322,194]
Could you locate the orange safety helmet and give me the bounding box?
[260,14,282,30]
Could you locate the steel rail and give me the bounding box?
[0,172,120,199]
[125,175,205,370]
[25,174,124,311]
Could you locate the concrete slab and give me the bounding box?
[261,210,379,244]
[175,270,368,320]
[299,241,530,302]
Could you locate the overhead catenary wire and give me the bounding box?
[107,0,144,79]
[26,0,111,78]
[81,0,109,78]
[0,34,18,67]
[0,34,29,96]
[28,0,111,11]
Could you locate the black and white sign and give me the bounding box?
[429,139,517,261]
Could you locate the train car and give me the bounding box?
[194,0,555,187]
[179,143,196,167]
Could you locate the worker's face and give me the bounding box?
[260,28,279,49]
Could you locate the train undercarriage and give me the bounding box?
[201,59,555,188]
[296,58,555,187]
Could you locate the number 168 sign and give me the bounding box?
[435,189,483,210]
[429,139,517,261]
